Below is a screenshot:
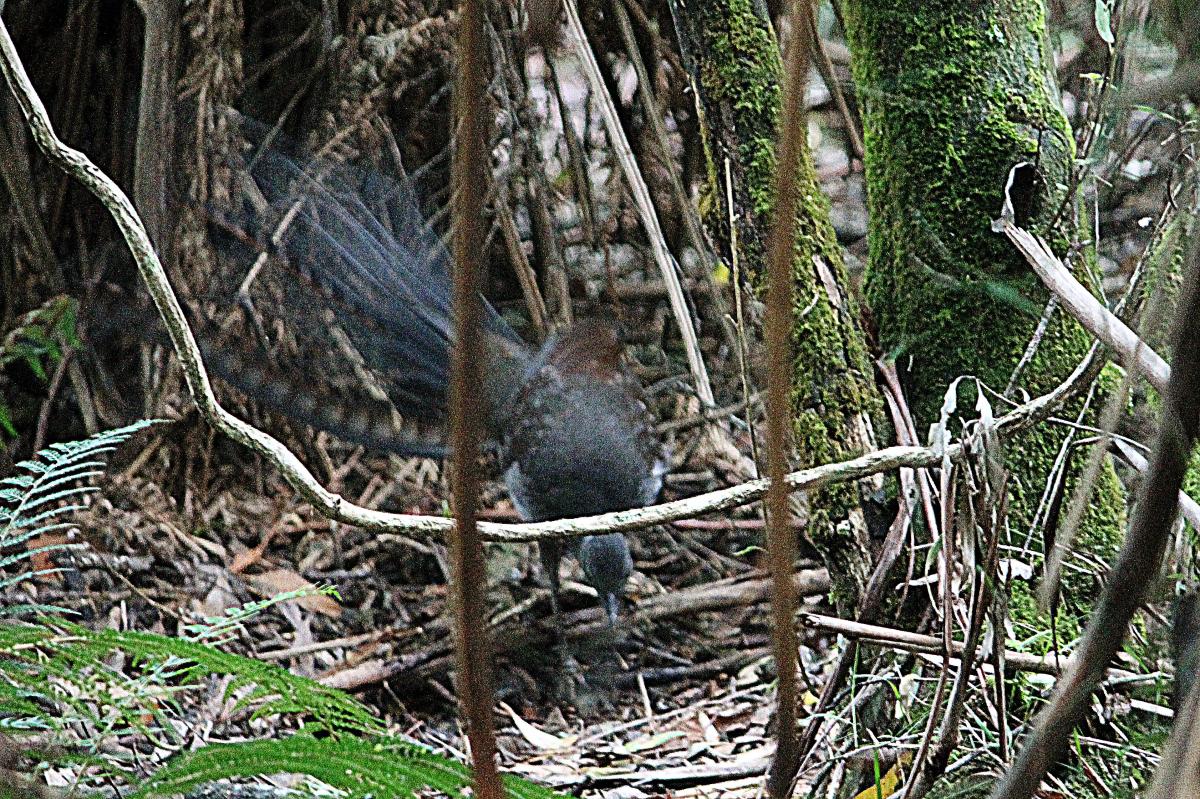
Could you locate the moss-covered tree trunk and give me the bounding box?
[840,0,1126,618]
[672,0,883,612]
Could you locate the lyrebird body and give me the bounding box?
[227,125,664,623]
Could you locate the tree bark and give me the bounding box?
[840,0,1125,618]
[672,0,883,613]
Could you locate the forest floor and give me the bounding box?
[12,140,870,797]
[5,87,1173,797]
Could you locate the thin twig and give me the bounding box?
[446,0,501,792]
[995,218,1169,391]
[495,190,548,338]
[800,613,1145,683]
[800,0,863,159]
[992,214,1200,799]
[763,2,810,794]
[32,347,72,452]
[132,0,180,255]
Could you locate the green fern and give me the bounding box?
[0,622,568,797]
[0,419,155,615]
[0,619,384,738]
[0,423,568,798]
[183,583,343,644]
[133,735,563,799]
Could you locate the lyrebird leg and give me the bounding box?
[538,539,580,693]
[539,538,563,623]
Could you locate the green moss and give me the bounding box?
[684,0,882,609]
[841,0,1125,623]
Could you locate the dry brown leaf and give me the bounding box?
[244,568,342,618]
[27,533,69,577]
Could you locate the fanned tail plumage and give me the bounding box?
[226,117,531,432]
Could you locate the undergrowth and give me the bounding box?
[0,294,78,438]
[0,422,561,798]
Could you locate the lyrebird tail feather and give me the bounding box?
[82,287,449,458]
[89,115,534,457]
[231,119,532,432]
[200,337,449,458]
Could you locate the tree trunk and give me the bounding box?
[840,0,1126,618]
[672,0,883,613]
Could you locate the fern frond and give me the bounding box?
[0,620,565,797]
[0,620,384,738]
[133,735,565,799]
[0,420,155,615]
[184,584,343,643]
